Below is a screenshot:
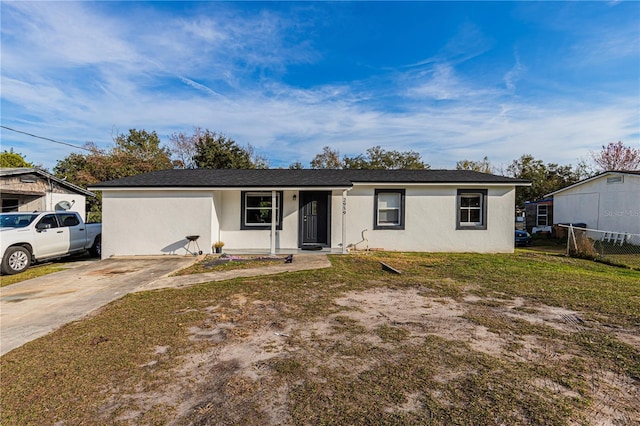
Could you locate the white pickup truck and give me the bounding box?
[0,211,102,275]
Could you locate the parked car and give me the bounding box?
[0,211,102,275]
[515,229,532,246]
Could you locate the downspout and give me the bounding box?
[341,188,353,254]
[48,177,54,211]
[270,190,277,255]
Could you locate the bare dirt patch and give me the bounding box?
[100,286,639,425]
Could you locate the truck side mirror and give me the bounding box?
[36,223,52,230]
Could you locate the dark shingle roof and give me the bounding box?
[90,169,529,189]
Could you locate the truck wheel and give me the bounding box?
[2,246,32,275]
[89,236,102,258]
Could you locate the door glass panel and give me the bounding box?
[38,214,59,228]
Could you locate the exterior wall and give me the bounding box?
[343,185,515,253]
[553,174,640,234]
[99,185,517,256]
[0,174,87,219]
[218,190,301,250]
[101,190,214,258]
[48,192,87,220]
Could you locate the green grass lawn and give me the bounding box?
[0,264,67,287]
[2,251,639,425]
[0,254,94,287]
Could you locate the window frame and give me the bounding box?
[456,189,487,230]
[374,189,405,230]
[537,204,548,227]
[2,199,19,212]
[57,213,80,227]
[240,191,283,230]
[36,214,60,229]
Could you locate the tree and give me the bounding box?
[311,145,429,170]
[54,129,173,220]
[343,146,429,170]
[288,161,304,169]
[111,129,172,175]
[244,143,270,169]
[590,141,640,172]
[310,146,342,169]
[507,154,581,206]
[192,130,266,169]
[170,128,268,169]
[0,148,33,168]
[456,156,492,174]
[169,128,201,169]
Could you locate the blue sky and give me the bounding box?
[1,1,638,171]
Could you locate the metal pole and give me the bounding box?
[569,224,576,255]
[270,190,276,255]
[342,190,348,253]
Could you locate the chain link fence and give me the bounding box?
[561,224,640,270]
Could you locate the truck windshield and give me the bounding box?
[0,213,39,229]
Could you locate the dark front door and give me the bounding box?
[299,191,330,246]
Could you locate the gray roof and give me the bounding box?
[0,167,95,197]
[90,169,529,189]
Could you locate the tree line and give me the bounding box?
[1,127,638,217]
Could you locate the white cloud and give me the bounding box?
[1,2,638,173]
[503,55,524,92]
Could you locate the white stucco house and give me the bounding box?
[89,169,529,257]
[547,171,640,235]
[0,167,93,219]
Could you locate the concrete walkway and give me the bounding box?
[134,254,331,292]
[1,254,331,356]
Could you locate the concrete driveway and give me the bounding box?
[0,256,195,356]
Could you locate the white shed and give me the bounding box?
[548,171,640,234]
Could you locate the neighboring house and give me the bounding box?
[89,169,530,257]
[547,171,640,234]
[0,168,94,219]
[523,198,553,234]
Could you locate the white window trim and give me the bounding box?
[456,189,487,230]
[537,204,548,227]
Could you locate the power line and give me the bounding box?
[1,125,95,152]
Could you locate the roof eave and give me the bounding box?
[89,185,354,191]
[544,171,634,197]
[1,167,95,197]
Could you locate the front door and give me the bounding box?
[299,191,330,246]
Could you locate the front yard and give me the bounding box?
[1,251,639,425]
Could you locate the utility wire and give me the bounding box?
[1,125,95,152]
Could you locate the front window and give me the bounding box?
[374,189,405,230]
[457,189,487,230]
[537,205,548,227]
[241,191,283,230]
